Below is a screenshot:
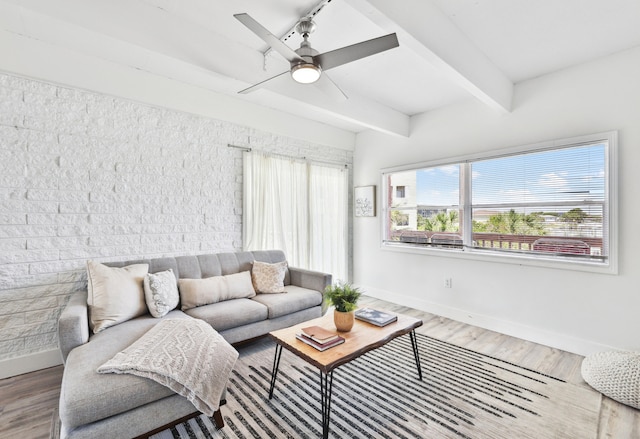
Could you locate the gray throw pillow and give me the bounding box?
[143,269,180,318]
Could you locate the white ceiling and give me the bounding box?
[2,0,640,137]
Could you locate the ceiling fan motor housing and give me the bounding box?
[291,37,322,83]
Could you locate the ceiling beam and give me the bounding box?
[346,0,513,113]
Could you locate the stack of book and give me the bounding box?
[296,325,345,351]
[355,308,398,327]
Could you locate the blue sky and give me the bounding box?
[416,165,459,206]
[416,143,605,208]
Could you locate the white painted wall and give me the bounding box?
[353,46,640,356]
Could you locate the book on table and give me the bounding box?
[296,325,345,351]
[300,325,341,344]
[296,333,345,351]
[354,308,398,327]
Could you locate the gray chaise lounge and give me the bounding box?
[57,249,331,439]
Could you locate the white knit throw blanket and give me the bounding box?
[97,318,239,416]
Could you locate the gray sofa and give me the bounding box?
[57,250,331,439]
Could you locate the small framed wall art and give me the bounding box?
[354,185,376,217]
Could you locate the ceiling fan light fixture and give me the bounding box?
[291,63,322,84]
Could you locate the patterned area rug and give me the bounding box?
[145,333,599,439]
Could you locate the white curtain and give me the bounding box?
[309,164,348,283]
[243,151,348,282]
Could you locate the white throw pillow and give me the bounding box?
[143,269,180,318]
[178,271,256,310]
[86,260,149,334]
[251,260,288,294]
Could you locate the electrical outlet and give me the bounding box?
[444,278,452,288]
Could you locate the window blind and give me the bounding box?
[470,143,606,258]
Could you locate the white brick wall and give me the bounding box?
[0,72,353,365]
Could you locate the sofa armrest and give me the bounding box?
[58,290,90,364]
[288,267,332,314]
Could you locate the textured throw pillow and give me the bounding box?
[178,271,256,310]
[143,269,180,318]
[86,261,149,334]
[251,260,288,293]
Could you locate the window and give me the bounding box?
[382,132,617,272]
[396,185,406,198]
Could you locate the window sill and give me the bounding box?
[380,241,617,275]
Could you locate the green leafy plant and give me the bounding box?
[324,282,362,313]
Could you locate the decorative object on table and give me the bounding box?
[297,325,345,350]
[581,350,640,409]
[354,185,376,217]
[324,282,362,332]
[355,308,398,327]
[295,331,345,351]
[300,325,341,344]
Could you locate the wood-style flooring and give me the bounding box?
[1,295,638,438]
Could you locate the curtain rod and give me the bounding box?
[227,143,251,152]
[227,143,349,168]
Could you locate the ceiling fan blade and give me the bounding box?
[238,70,290,94]
[315,33,399,71]
[314,74,348,101]
[234,13,304,64]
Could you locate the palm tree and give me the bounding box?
[483,209,545,235]
[418,210,459,232]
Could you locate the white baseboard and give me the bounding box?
[0,349,63,379]
[358,285,616,357]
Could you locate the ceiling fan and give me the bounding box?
[234,12,399,99]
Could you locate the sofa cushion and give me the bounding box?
[143,269,179,318]
[251,260,287,293]
[184,298,268,331]
[251,285,323,319]
[178,271,256,310]
[59,311,192,429]
[86,261,149,333]
[174,252,256,279]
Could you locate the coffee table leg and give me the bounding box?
[268,344,283,399]
[319,370,334,439]
[409,330,423,380]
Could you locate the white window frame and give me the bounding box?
[380,132,618,274]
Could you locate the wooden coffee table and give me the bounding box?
[268,311,423,439]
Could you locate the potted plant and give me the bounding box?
[324,282,362,332]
